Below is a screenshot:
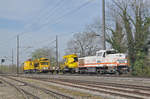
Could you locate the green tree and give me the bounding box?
[107,18,126,53]
[31,47,57,67]
[66,20,101,57]
[31,48,55,60]
[108,0,150,76]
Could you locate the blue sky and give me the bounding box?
[0,0,102,64]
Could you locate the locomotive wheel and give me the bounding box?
[71,70,75,74]
[115,71,120,75]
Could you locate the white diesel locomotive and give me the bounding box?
[77,49,129,74]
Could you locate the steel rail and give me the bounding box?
[19,76,150,99]
[0,77,29,99]
[3,75,74,99]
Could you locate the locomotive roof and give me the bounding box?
[96,49,117,53]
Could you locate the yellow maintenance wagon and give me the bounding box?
[37,58,50,72]
[63,54,78,73]
[23,59,35,73]
[23,58,50,73]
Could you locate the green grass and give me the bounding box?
[0,65,23,73]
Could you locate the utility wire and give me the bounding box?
[18,0,92,38]
[22,0,93,54]
[17,0,92,50]
[19,0,68,45]
[29,39,56,49]
[33,0,93,32]
[20,0,66,36]
[36,0,68,27]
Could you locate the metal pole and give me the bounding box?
[56,35,59,69]
[1,62,2,73]
[12,48,14,73]
[17,35,19,75]
[102,0,106,50]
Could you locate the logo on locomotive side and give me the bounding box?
[97,60,101,63]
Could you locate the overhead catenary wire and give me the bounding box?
[27,39,56,50]
[18,0,94,50]
[7,0,74,47]
[19,0,94,51]
[18,0,93,39]
[19,37,56,55]
[19,0,67,36]
[48,1,93,24]
[21,0,94,58]
[37,0,78,27]
[35,0,68,27]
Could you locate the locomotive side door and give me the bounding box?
[96,51,106,66]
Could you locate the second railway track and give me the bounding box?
[16,75,150,99]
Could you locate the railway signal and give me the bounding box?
[1,59,5,63]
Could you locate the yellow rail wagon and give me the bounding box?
[63,54,78,73]
[23,59,35,73]
[23,58,50,73]
[37,58,50,73]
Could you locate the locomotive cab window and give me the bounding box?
[42,59,49,61]
[97,52,103,57]
[74,57,78,62]
[63,58,67,62]
[34,63,39,67]
[106,50,117,54]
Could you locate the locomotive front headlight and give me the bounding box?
[116,61,120,64]
[43,67,48,69]
[124,59,128,63]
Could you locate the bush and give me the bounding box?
[132,51,150,77]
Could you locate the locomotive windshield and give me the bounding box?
[97,52,103,56]
[34,63,39,67]
[40,62,48,65]
[106,50,117,54]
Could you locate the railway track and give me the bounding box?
[18,73,150,81]
[17,75,150,99]
[4,73,150,80]
[0,77,39,99]
[53,79,150,98]
[1,75,74,99]
[43,79,150,99]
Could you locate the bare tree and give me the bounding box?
[66,20,102,57]
[66,32,101,57]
